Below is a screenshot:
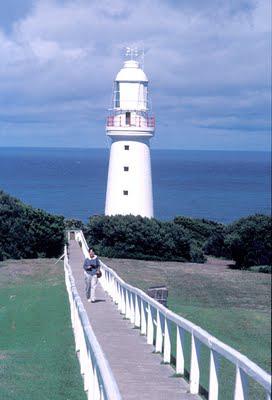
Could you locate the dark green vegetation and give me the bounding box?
[84,214,192,261]
[1,190,271,269]
[0,258,85,400]
[84,214,272,269]
[0,190,65,260]
[205,214,272,269]
[104,256,271,399]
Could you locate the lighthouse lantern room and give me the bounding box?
[105,50,155,218]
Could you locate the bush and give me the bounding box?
[204,232,230,258]
[0,190,65,260]
[174,216,224,260]
[205,214,272,269]
[258,265,272,274]
[225,214,272,268]
[190,246,207,263]
[85,214,194,261]
[174,216,224,246]
[64,218,85,230]
[249,265,272,274]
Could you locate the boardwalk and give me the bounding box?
[68,239,200,400]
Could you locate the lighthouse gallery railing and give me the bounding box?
[64,242,122,400]
[106,115,155,128]
[74,230,271,400]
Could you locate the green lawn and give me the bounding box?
[102,256,271,399]
[0,259,85,400]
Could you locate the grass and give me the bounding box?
[101,256,271,399]
[0,259,86,400]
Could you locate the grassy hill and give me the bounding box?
[101,255,271,399]
[0,258,85,400]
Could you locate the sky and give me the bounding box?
[0,0,271,150]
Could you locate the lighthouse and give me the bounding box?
[105,51,155,218]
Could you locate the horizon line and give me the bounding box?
[0,145,271,153]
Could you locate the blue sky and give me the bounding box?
[0,0,271,150]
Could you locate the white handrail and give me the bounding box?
[74,229,271,400]
[63,242,122,400]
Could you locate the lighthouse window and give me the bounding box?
[114,82,120,108]
[124,166,129,171]
[123,190,128,195]
[124,145,129,150]
[125,112,131,125]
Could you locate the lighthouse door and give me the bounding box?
[125,112,131,126]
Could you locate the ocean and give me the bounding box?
[0,147,270,224]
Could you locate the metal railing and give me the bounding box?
[106,115,155,128]
[64,239,122,400]
[74,230,271,400]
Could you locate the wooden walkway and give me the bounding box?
[68,239,200,400]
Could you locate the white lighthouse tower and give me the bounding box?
[105,50,155,218]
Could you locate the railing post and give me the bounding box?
[103,270,107,292]
[114,278,119,304]
[130,292,135,324]
[140,299,147,335]
[155,310,163,353]
[110,276,114,300]
[117,282,122,310]
[176,325,185,375]
[234,366,248,400]
[109,273,112,295]
[163,317,171,363]
[121,287,126,315]
[147,303,154,345]
[113,278,117,303]
[134,294,141,328]
[105,271,109,293]
[190,333,201,394]
[125,289,131,319]
[209,349,220,400]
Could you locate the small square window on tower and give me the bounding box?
[124,145,129,150]
[124,166,129,171]
[123,190,128,195]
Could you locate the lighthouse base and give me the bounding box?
[105,137,153,218]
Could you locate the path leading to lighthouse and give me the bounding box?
[68,239,200,400]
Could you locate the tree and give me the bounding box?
[0,190,65,260]
[84,214,194,261]
[225,214,272,268]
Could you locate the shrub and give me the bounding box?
[0,190,65,260]
[174,216,224,246]
[190,245,207,263]
[64,218,85,230]
[258,265,272,274]
[225,214,272,268]
[204,232,230,258]
[85,214,194,262]
[174,216,225,260]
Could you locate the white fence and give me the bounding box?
[64,243,122,400]
[73,230,271,400]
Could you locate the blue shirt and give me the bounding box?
[83,256,100,276]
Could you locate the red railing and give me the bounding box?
[106,115,155,128]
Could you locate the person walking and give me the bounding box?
[83,248,101,303]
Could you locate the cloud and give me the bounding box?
[0,0,270,149]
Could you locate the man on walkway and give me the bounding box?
[83,248,101,302]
